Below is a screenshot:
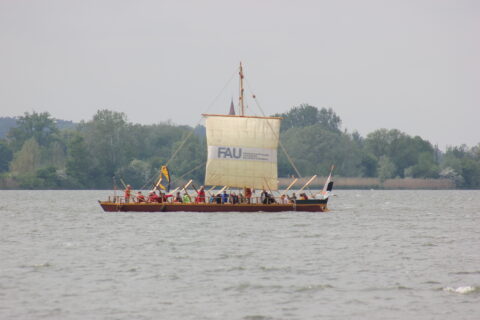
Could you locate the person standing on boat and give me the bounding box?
[221,190,229,204]
[231,192,239,204]
[239,192,245,203]
[124,185,132,203]
[244,187,252,204]
[288,192,297,203]
[261,189,269,204]
[196,186,206,203]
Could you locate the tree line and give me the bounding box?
[0,105,479,189]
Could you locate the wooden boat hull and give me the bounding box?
[98,201,329,212]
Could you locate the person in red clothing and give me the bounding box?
[148,191,160,203]
[244,187,252,204]
[124,185,132,203]
[196,186,206,203]
[136,191,145,202]
[159,191,173,203]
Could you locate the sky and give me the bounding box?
[0,0,479,149]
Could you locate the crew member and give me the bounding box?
[196,186,206,203]
[160,191,173,203]
[244,187,252,204]
[124,185,132,203]
[136,191,145,202]
[174,192,183,203]
[260,189,268,204]
[288,192,297,203]
[148,191,160,203]
[183,193,192,203]
[221,190,229,204]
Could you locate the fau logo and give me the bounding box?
[218,147,242,159]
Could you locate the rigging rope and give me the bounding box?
[144,69,237,188]
[165,69,236,167]
[139,172,158,191]
[176,161,206,181]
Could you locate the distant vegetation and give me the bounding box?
[0,106,479,189]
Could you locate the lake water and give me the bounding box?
[0,190,479,319]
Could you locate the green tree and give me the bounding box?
[274,104,341,133]
[46,140,67,169]
[8,111,59,150]
[36,167,64,189]
[442,145,480,188]
[279,124,362,177]
[65,134,94,188]
[168,134,206,185]
[0,140,13,173]
[116,159,153,189]
[365,129,436,178]
[377,155,396,182]
[78,110,131,188]
[359,152,378,177]
[404,152,439,178]
[461,158,480,187]
[10,138,42,174]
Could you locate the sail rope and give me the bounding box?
[142,69,237,188]
[132,160,205,191]
[165,69,236,167]
[139,173,158,191]
[176,161,206,180]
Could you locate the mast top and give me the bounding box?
[239,62,245,116]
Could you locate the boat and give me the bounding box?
[99,63,334,212]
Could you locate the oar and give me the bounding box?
[191,184,199,194]
[182,179,193,196]
[281,178,298,196]
[119,178,128,189]
[113,176,117,198]
[206,185,216,197]
[167,187,179,196]
[298,175,317,192]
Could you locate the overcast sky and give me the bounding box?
[0,0,478,148]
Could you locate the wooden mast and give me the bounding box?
[239,62,245,116]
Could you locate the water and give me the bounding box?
[1,190,479,319]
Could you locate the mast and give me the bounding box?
[239,62,245,116]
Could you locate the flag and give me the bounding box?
[155,165,171,192]
[321,165,334,199]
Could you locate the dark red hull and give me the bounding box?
[98,201,328,212]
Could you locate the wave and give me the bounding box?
[443,286,480,294]
[294,284,334,292]
[449,271,480,275]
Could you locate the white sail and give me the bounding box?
[204,114,281,190]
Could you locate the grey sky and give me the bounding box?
[1,0,478,148]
